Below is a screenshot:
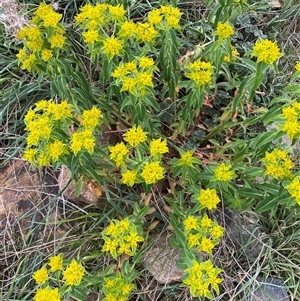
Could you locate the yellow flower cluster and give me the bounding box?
[281,102,300,139]
[32,254,84,301]
[34,287,60,301]
[213,162,236,182]
[103,272,135,301]
[63,260,85,286]
[261,148,294,180]
[75,4,182,59]
[183,259,223,298]
[23,100,103,166]
[102,217,144,259]
[16,2,66,72]
[109,142,129,167]
[33,267,48,284]
[112,57,158,96]
[183,214,224,254]
[197,188,221,210]
[123,125,147,146]
[216,22,234,40]
[109,125,168,186]
[295,62,300,72]
[149,138,169,157]
[252,39,282,65]
[147,5,183,30]
[141,161,165,184]
[286,176,300,205]
[174,150,199,168]
[185,60,213,87]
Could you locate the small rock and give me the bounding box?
[250,276,290,301]
[0,159,68,242]
[0,159,43,234]
[58,165,105,207]
[143,233,184,284]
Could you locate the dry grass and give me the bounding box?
[0,0,28,38]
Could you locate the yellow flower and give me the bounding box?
[48,34,65,49]
[295,62,300,72]
[104,221,119,236]
[200,214,212,229]
[109,142,129,166]
[70,132,83,155]
[252,39,282,64]
[32,267,48,284]
[124,61,137,72]
[26,26,41,40]
[166,15,181,29]
[139,56,155,68]
[216,22,234,40]
[63,259,85,286]
[183,216,198,231]
[49,254,63,272]
[147,9,162,25]
[199,237,214,254]
[262,148,294,179]
[41,49,53,62]
[112,64,128,79]
[27,39,44,52]
[149,138,168,156]
[83,29,100,44]
[101,37,123,60]
[141,162,164,184]
[187,233,200,248]
[117,241,132,256]
[119,218,130,232]
[141,161,164,184]
[118,21,136,39]
[282,106,298,120]
[211,225,225,240]
[108,4,126,21]
[214,163,235,182]
[121,170,137,186]
[16,48,27,60]
[23,148,37,163]
[81,130,95,154]
[183,260,222,298]
[121,77,137,93]
[135,22,158,43]
[185,60,213,87]
[17,26,28,40]
[125,231,144,248]
[37,152,51,167]
[52,100,73,120]
[282,120,300,139]
[197,188,220,210]
[136,72,153,88]
[286,176,300,205]
[102,238,118,258]
[42,11,62,28]
[34,287,60,301]
[81,106,102,129]
[123,125,147,147]
[176,150,197,167]
[47,140,66,162]
[21,53,38,72]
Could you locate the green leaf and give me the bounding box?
[238,187,264,199]
[262,106,283,125]
[255,195,278,213]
